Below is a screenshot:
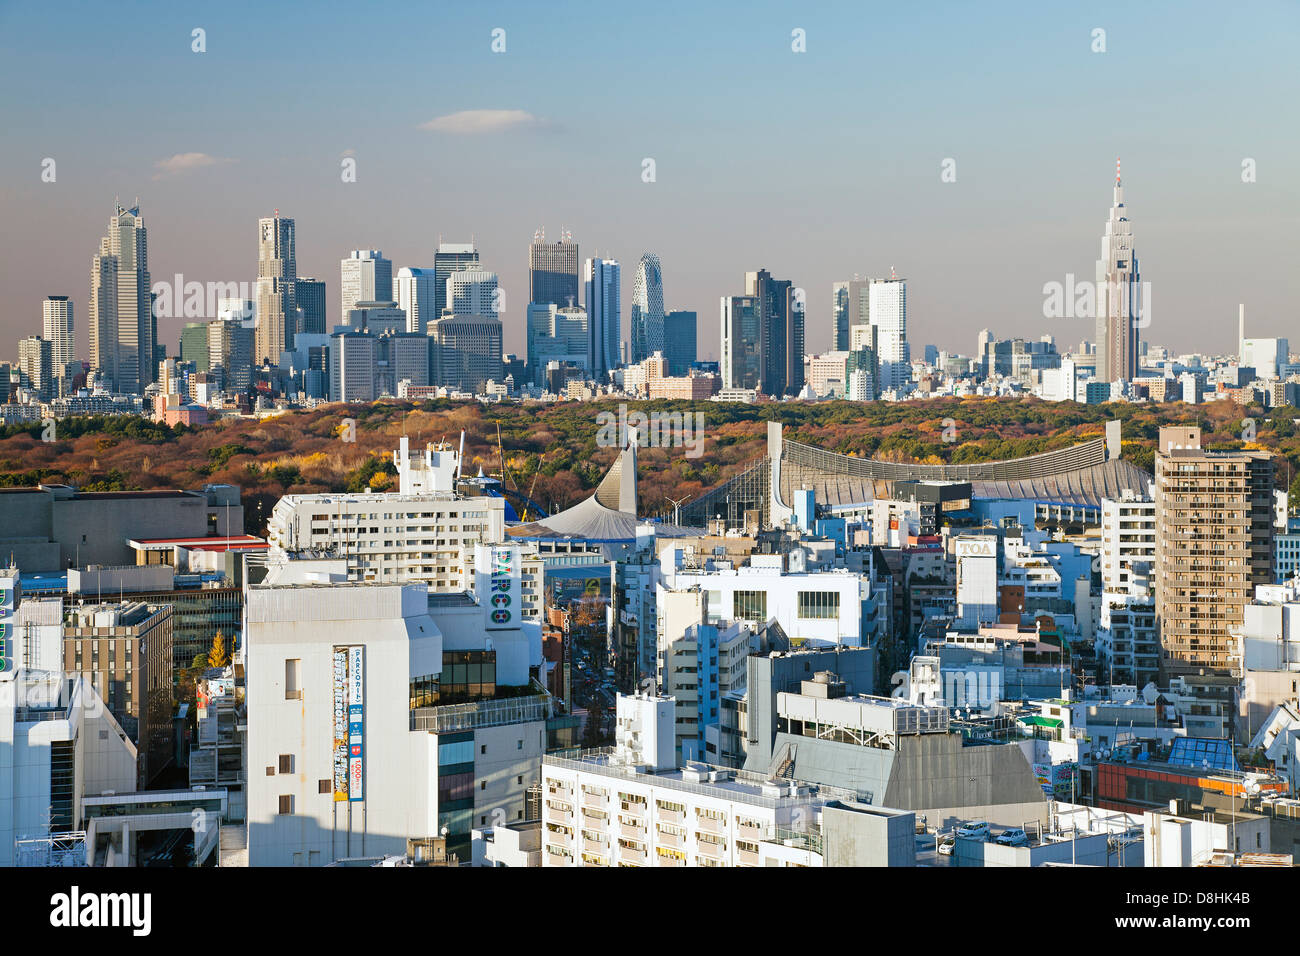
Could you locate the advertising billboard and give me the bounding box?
[0,575,19,681]
[332,648,349,801]
[476,545,521,631]
[347,645,364,803]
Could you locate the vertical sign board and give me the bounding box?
[332,648,349,801]
[477,545,520,631]
[347,645,364,802]
[0,575,19,681]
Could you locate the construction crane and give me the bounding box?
[520,453,546,523]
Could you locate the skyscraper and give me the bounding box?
[868,276,908,391]
[1095,160,1140,383]
[18,336,53,400]
[433,242,478,318]
[88,202,154,394]
[1154,427,1275,679]
[832,281,850,353]
[583,257,620,377]
[720,295,760,390]
[255,214,298,366]
[42,296,74,372]
[629,254,665,364]
[295,277,327,336]
[744,269,804,397]
[446,267,499,316]
[663,310,697,376]
[394,267,438,334]
[339,250,392,323]
[529,230,579,309]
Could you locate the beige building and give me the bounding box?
[1154,427,1275,679]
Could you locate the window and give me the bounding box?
[279,795,294,815]
[797,590,840,620]
[285,659,302,699]
[279,755,294,773]
[318,780,331,794]
[733,590,767,622]
[266,767,275,776]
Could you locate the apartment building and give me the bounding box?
[1101,488,1156,591]
[1154,427,1275,678]
[540,693,909,867]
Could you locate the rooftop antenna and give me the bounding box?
[890,265,897,280]
[1115,157,1121,183]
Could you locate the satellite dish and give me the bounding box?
[1141,683,1158,704]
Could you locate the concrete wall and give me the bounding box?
[822,801,916,866]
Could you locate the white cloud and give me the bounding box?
[418,109,545,134]
[152,152,236,179]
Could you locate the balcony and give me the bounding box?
[696,815,724,834]
[656,830,683,850]
[583,838,607,856]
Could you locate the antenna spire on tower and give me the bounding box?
[1115,157,1121,183]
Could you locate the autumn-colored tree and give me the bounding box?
[207,631,229,668]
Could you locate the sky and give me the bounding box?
[1,0,1297,365]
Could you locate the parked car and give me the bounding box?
[995,827,1029,847]
[955,821,990,840]
[937,836,956,856]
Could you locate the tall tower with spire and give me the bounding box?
[1095,159,1141,383]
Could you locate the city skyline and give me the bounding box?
[2,1,1296,364]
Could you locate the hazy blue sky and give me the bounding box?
[2,0,1296,363]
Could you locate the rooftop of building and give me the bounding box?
[544,748,859,807]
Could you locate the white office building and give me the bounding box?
[583,257,620,377]
[445,267,499,317]
[340,250,393,321]
[245,568,549,866]
[657,546,871,647]
[869,277,909,390]
[394,267,439,334]
[0,575,137,866]
[955,536,999,627]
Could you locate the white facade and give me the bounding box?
[540,753,847,867]
[955,536,999,627]
[339,249,393,320]
[446,267,499,317]
[245,582,442,866]
[1100,489,1156,591]
[42,296,75,371]
[868,278,909,390]
[1095,165,1141,383]
[658,547,869,646]
[394,266,438,334]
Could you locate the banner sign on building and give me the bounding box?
[347,645,364,802]
[476,545,521,631]
[0,575,19,681]
[332,648,349,801]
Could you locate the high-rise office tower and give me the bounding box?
[629,254,665,364]
[88,202,154,394]
[179,321,212,372]
[1154,427,1275,679]
[584,257,620,377]
[446,267,499,316]
[744,269,803,397]
[339,250,391,323]
[42,296,74,373]
[18,336,53,400]
[832,281,850,352]
[295,277,327,336]
[1095,160,1140,383]
[868,276,908,391]
[433,242,478,318]
[663,310,697,376]
[720,295,760,390]
[209,318,254,393]
[429,315,503,393]
[255,214,298,365]
[394,267,438,334]
[529,230,579,309]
